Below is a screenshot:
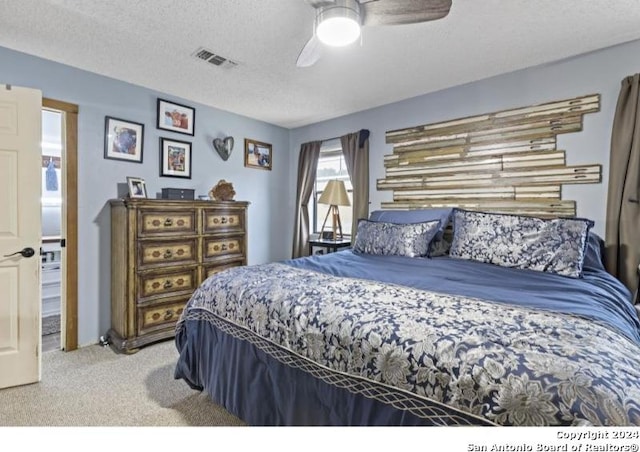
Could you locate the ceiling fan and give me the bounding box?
[296,0,453,68]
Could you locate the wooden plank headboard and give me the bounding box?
[377,94,601,218]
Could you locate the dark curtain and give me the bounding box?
[605,73,640,297]
[341,129,370,239]
[292,141,322,258]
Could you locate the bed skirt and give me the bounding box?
[174,314,492,426]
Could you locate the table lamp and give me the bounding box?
[318,179,351,241]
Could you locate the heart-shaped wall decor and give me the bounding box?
[213,136,234,161]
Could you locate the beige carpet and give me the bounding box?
[0,340,245,426]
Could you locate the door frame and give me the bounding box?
[43,98,78,351]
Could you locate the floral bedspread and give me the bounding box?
[178,263,640,426]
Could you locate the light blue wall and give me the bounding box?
[0,46,291,347]
[5,37,640,347]
[290,38,640,241]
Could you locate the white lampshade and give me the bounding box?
[315,0,361,47]
[318,180,351,207]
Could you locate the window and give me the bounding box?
[310,140,353,236]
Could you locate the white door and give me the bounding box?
[0,84,42,389]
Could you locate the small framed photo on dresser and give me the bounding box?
[126,176,147,199]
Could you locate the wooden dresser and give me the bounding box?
[107,198,249,353]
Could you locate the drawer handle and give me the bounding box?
[221,217,228,224]
[163,280,173,289]
[164,218,173,227]
[164,310,174,321]
[163,249,173,259]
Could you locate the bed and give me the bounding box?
[174,208,640,426]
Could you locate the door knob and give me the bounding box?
[4,247,36,258]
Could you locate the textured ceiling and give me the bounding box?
[2,0,640,128]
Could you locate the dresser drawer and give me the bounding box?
[202,208,245,234]
[137,297,189,336]
[137,266,198,301]
[203,235,245,261]
[138,239,198,268]
[138,208,196,237]
[202,261,244,280]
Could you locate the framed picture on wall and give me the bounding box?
[126,176,147,199]
[160,137,192,179]
[157,98,195,136]
[244,138,272,171]
[104,116,144,163]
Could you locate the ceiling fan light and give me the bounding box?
[317,16,361,47]
[315,1,361,47]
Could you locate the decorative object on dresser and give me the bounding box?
[107,198,249,353]
[104,116,144,163]
[160,137,192,179]
[209,179,236,201]
[378,94,602,218]
[156,98,195,136]
[161,188,195,200]
[126,176,147,199]
[244,138,272,170]
[213,136,234,161]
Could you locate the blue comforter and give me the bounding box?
[285,250,640,344]
[175,249,640,426]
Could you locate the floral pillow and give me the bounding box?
[449,209,594,278]
[352,219,441,258]
[368,208,454,258]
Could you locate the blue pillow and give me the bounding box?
[369,208,453,256]
[449,209,594,278]
[583,231,606,271]
[353,219,441,257]
[369,208,452,227]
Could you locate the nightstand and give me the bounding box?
[308,238,351,256]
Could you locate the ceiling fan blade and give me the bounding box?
[361,0,452,27]
[296,34,323,68]
[305,0,337,8]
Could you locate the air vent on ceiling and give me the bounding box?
[192,47,238,69]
